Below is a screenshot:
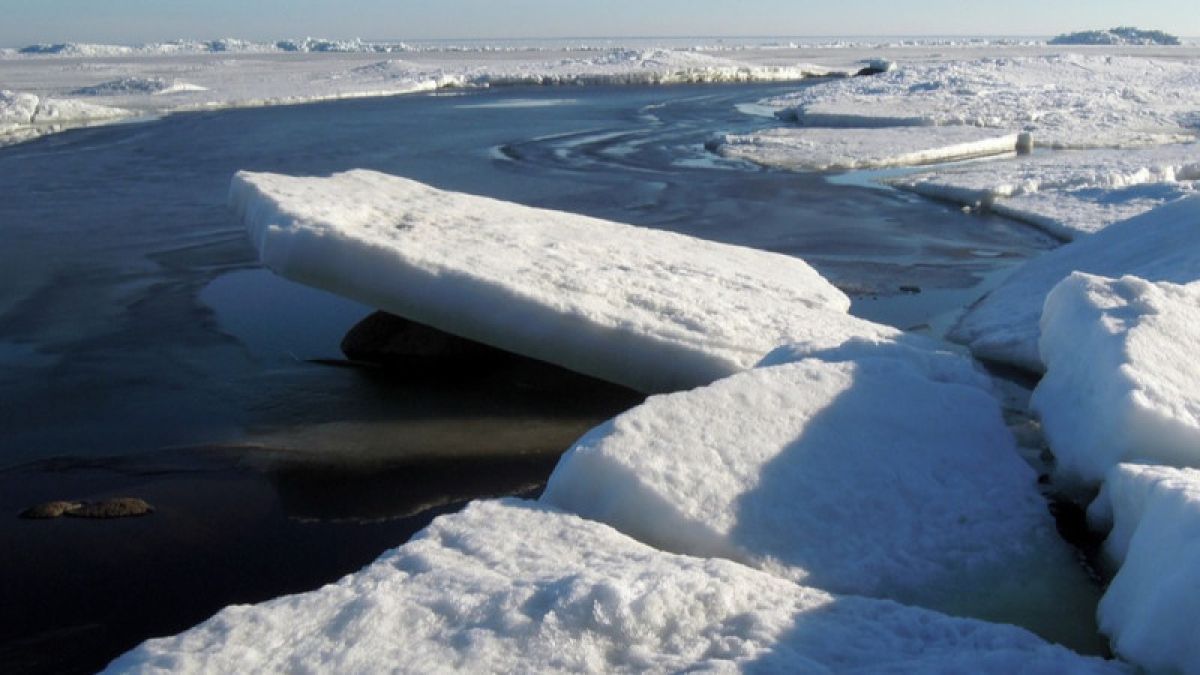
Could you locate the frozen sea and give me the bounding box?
[0,82,1058,671]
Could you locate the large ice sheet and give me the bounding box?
[0,46,832,146]
[1087,464,1200,674]
[542,348,1102,641]
[890,143,1200,240]
[104,499,1124,674]
[231,169,893,393]
[1033,273,1200,484]
[764,54,1200,149]
[711,126,1020,171]
[949,195,1200,371]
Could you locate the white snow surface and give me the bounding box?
[230,169,896,393]
[0,87,128,139]
[1087,464,1200,674]
[890,143,1200,240]
[948,195,1200,371]
[711,126,1021,171]
[104,499,1125,674]
[542,346,1101,640]
[1033,273,1200,485]
[0,44,836,146]
[764,54,1200,149]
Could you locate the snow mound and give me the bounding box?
[1033,273,1200,485]
[1087,464,1200,673]
[711,126,1021,171]
[231,169,882,393]
[764,54,1200,149]
[542,347,1101,641]
[478,49,829,86]
[71,77,208,96]
[1050,27,1181,46]
[1,88,131,143]
[104,499,1125,674]
[949,195,1200,371]
[890,143,1200,240]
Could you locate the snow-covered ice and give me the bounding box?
[542,344,1101,642]
[949,195,1200,371]
[1033,273,1200,485]
[230,168,902,393]
[763,54,1200,150]
[711,126,1021,171]
[0,88,129,141]
[104,499,1125,674]
[890,143,1199,240]
[0,44,836,146]
[1087,464,1200,674]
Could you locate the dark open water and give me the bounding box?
[0,83,1056,672]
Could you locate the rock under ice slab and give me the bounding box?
[1033,273,1200,485]
[1088,464,1200,674]
[231,169,889,393]
[949,195,1200,371]
[541,347,1102,645]
[105,499,1124,674]
[712,126,1021,171]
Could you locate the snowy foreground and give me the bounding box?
[102,170,1200,671]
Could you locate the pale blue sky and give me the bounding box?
[2,0,1197,47]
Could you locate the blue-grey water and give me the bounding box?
[0,83,1057,672]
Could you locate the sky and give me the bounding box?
[2,0,1198,47]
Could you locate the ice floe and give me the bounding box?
[711,126,1022,171]
[890,143,1200,240]
[1087,464,1200,673]
[231,169,890,393]
[0,88,130,141]
[763,54,1200,149]
[948,195,1200,371]
[1033,273,1200,485]
[104,499,1124,674]
[542,345,1101,643]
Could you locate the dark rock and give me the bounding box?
[18,500,82,519]
[340,311,514,366]
[899,285,921,294]
[65,497,154,519]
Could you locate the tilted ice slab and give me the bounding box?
[890,143,1200,240]
[231,169,894,393]
[1087,464,1200,674]
[1033,273,1200,485]
[949,195,1200,371]
[104,499,1125,674]
[764,54,1200,149]
[710,126,1020,171]
[542,346,1102,645]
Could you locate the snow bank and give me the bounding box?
[1032,273,1200,485]
[0,88,131,143]
[475,49,829,86]
[1087,464,1200,673]
[70,77,207,96]
[1050,27,1181,46]
[949,195,1200,371]
[105,499,1124,674]
[542,345,1100,639]
[764,54,1200,149]
[230,169,892,393]
[890,143,1200,240]
[710,126,1021,171]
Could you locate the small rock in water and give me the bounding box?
[899,285,922,294]
[67,497,155,519]
[19,497,155,520]
[18,500,82,519]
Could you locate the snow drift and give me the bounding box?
[1033,273,1200,484]
[104,499,1124,674]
